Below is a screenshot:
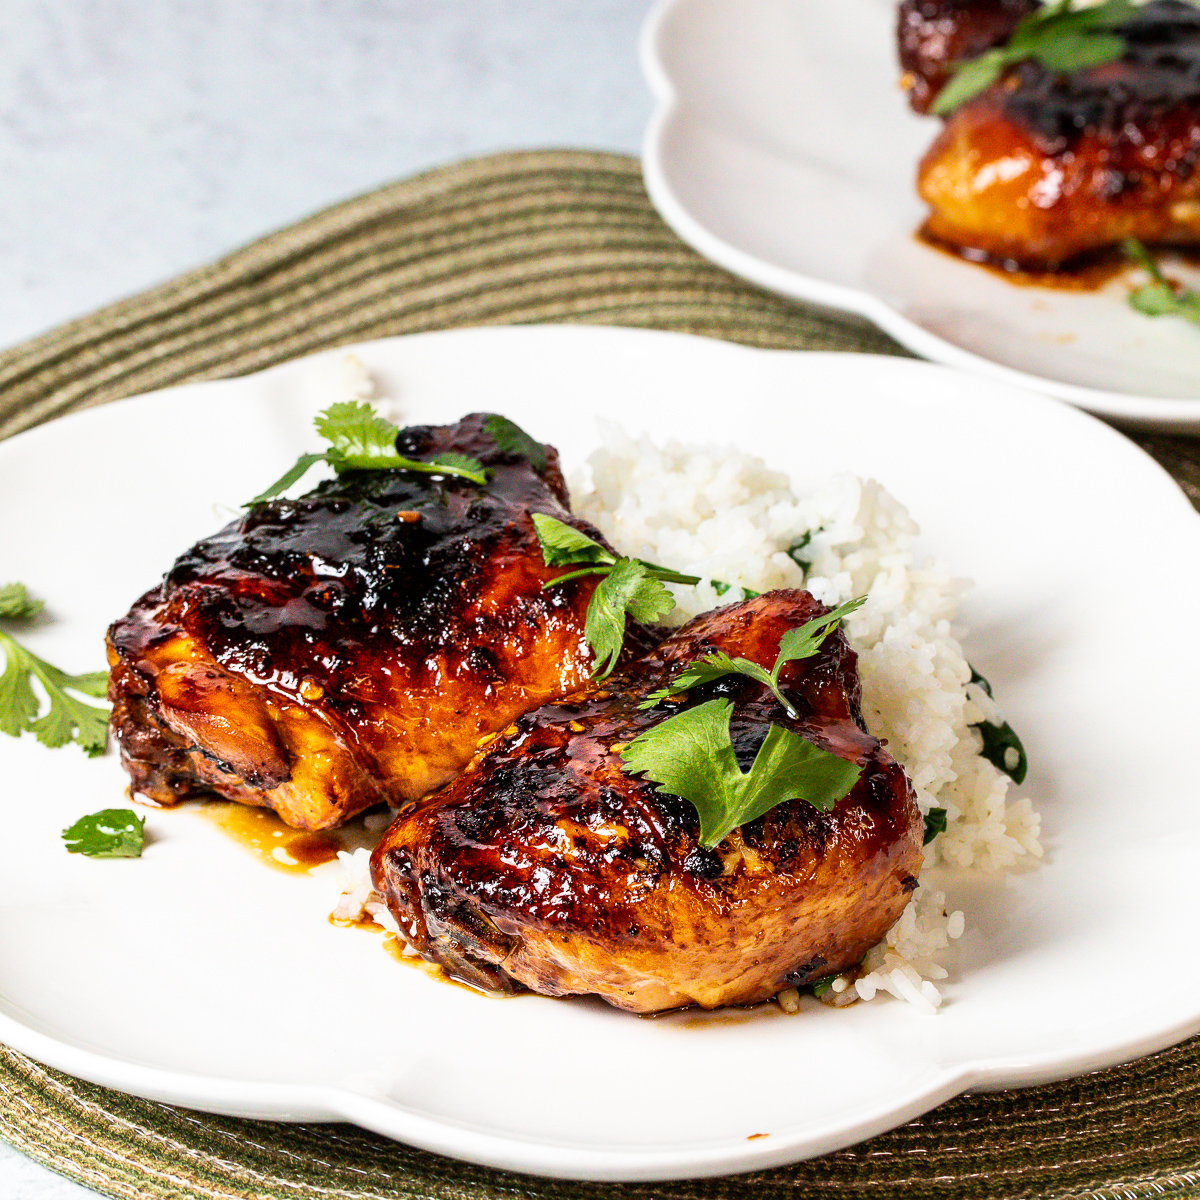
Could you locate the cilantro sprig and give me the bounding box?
[619,602,866,849]
[62,808,144,858]
[533,514,733,677]
[0,582,109,756]
[0,582,43,620]
[584,560,677,676]
[639,597,866,716]
[484,414,548,471]
[931,0,1136,116]
[1124,238,1200,327]
[247,402,492,505]
[621,700,862,849]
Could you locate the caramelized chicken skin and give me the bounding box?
[907,0,1200,268]
[371,591,922,1014]
[899,0,1038,114]
[107,414,638,831]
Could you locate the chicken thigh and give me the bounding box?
[906,0,1200,268]
[107,413,633,830]
[371,591,922,1013]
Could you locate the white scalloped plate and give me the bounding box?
[641,0,1200,429]
[2,326,1200,1181]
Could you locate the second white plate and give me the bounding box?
[641,0,1200,428]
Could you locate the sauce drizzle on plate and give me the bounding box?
[198,800,364,873]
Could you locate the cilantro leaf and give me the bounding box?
[62,808,145,858]
[1034,28,1124,71]
[322,402,488,480]
[532,515,704,584]
[0,634,39,736]
[774,597,865,669]
[1124,239,1200,326]
[640,597,865,713]
[531,513,615,568]
[786,531,815,572]
[923,807,948,845]
[533,517,678,675]
[247,402,491,504]
[639,652,775,711]
[1128,282,1200,321]
[0,582,44,620]
[968,667,1028,784]
[587,560,675,678]
[531,515,752,676]
[484,414,548,471]
[932,48,1009,115]
[621,698,862,849]
[315,400,402,461]
[639,652,772,711]
[0,628,109,755]
[736,723,860,824]
[931,0,1135,116]
[976,719,1028,785]
[428,451,488,476]
[811,975,837,999]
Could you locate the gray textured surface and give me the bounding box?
[0,0,651,348]
[0,1140,98,1200]
[0,5,650,1196]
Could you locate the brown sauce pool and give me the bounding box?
[198,800,382,874]
[195,801,511,995]
[917,224,1132,290]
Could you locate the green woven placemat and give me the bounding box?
[2,149,1199,1200]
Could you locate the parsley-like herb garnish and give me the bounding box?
[619,603,866,848]
[0,582,44,620]
[62,809,145,857]
[638,597,866,716]
[586,560,676,677]
[484,414,548,471]
[0,583,109,756]
[620,698,862,849]
[533,514,777,678]
[968,668,1028,784]
[811,975,838,999]
[1124,238,1200,326]
[786,531,815,573]
[247,401,491,505]
[533,514,723,677]
[931,0,1136,116]
[923,807,948,845]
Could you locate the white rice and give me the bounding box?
[333,422,1042,1013]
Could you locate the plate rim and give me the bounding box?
[638,0,1200,430]
[2,324,1199,1182]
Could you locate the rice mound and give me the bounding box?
[571,426,1042,1012]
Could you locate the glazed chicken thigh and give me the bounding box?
[107,414,629,831]
[371,591,923,1014]
[904,0,1200,268]
[899,0,1039,114]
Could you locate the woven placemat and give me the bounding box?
[2,148,1199,1200]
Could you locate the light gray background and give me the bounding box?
[1,2,651,1196]
[0,0,651,348]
